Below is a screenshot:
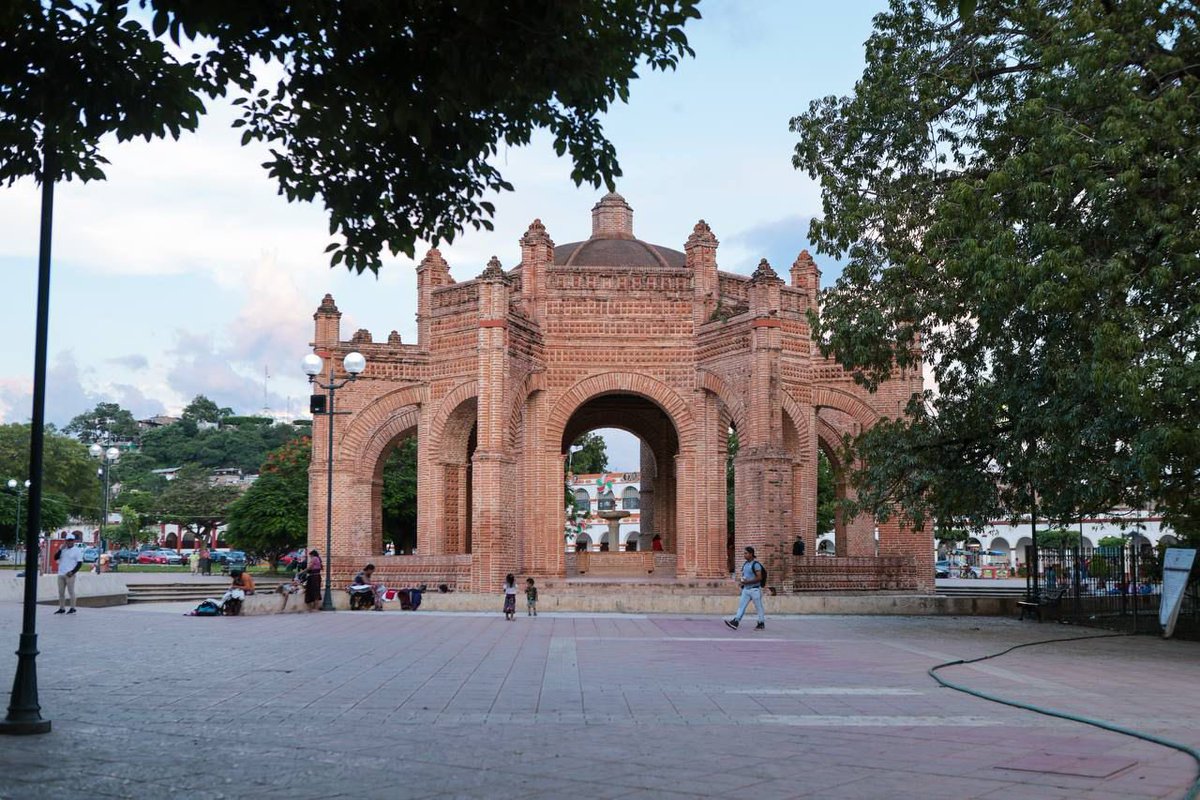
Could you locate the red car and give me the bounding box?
[136,552,167,564]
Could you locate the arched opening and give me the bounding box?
[560,392,680,565]
[437,397,478,555]
[380,435,419,554]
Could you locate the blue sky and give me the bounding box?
[0,0,886,470]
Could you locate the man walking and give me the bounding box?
[55,534,85,614]
[724,546,766,631]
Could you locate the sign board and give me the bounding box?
[1159,548,1197,639]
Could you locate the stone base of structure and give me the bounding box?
[786,556,928,593]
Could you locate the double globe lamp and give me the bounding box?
[302,350,366,610]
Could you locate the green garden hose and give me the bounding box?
[928,632,1200,800]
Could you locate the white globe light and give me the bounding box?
[6,479,15,489]
[106,447,120,461]
[301,353,323,377]
[89,443,102,458]
[343,351,366,375]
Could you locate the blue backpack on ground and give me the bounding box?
[190,600,221,617]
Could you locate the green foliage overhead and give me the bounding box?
[226,436,310,566]
[935,528,969,545]
[153,0,702,272]
[792,0,1200,537]
[5,1,700,273]
[63,402,141,444]
[568,432,609,476]
[0,0,205,186]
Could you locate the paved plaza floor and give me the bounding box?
[0,603,1197,799]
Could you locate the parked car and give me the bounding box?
[112,549,139,564]
[280,549,305,567]
[136,551,166,564]
[934,560,951,578]
[81,547,100,563]
[137,543,161,553]
[155,550,184,565]
[224,550,247,568]
[0,546,9,561]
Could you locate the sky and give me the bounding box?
[0,0,888,471]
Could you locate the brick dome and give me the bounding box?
[551,192,686,268]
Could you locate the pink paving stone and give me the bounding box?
[995,752,1138,778]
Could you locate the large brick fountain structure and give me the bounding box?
[307,193,931,593]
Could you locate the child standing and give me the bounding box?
[525,577,538,616]
[503,573,518,620]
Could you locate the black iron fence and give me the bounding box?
[1023,544,1199,635]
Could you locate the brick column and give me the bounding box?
[470,257,515,590]
[734,259,793,583]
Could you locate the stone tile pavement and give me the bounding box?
[0,603,1197,799]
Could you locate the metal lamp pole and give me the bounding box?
[88,446,119,561]
[302,351,366,611]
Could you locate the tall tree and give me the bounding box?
[225,436,310,568]
[63,403,140,445]
[181,395,233,424]
[153,466,240,547]
[792,0,1200,539]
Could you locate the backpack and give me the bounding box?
[752,560,767,590]
[190,600,221,617]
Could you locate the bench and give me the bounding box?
[1018,586,1068,621]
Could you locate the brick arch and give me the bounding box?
[780,390,811,454]
[337,384,426,469]
[696,369,747,433]
[816,414,852,473]
[428,380,478,456]
[363,407,421,478]
[546,372,696,449]
[812,386,880,431]
[506,370,547,451]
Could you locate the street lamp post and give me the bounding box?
[88,445,119,561]
[5,480,30,559]
[302,350,366,611]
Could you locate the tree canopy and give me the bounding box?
[0,424,98,535]
[225,436,310,566]
[153,465,241,546]
[569,433,609,475]
[792,0,1200,539]
[181,394,232,424]
[63,402,140,444]
[4,0,701,272]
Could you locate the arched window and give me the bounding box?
[622,486,640,510]
[598,490,616,511]
[573,489,590,513]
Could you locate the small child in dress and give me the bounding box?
[503,573,518,620]
[525,577,538,617]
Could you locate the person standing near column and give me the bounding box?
[724,546,766,631]
[55,534,85,614]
